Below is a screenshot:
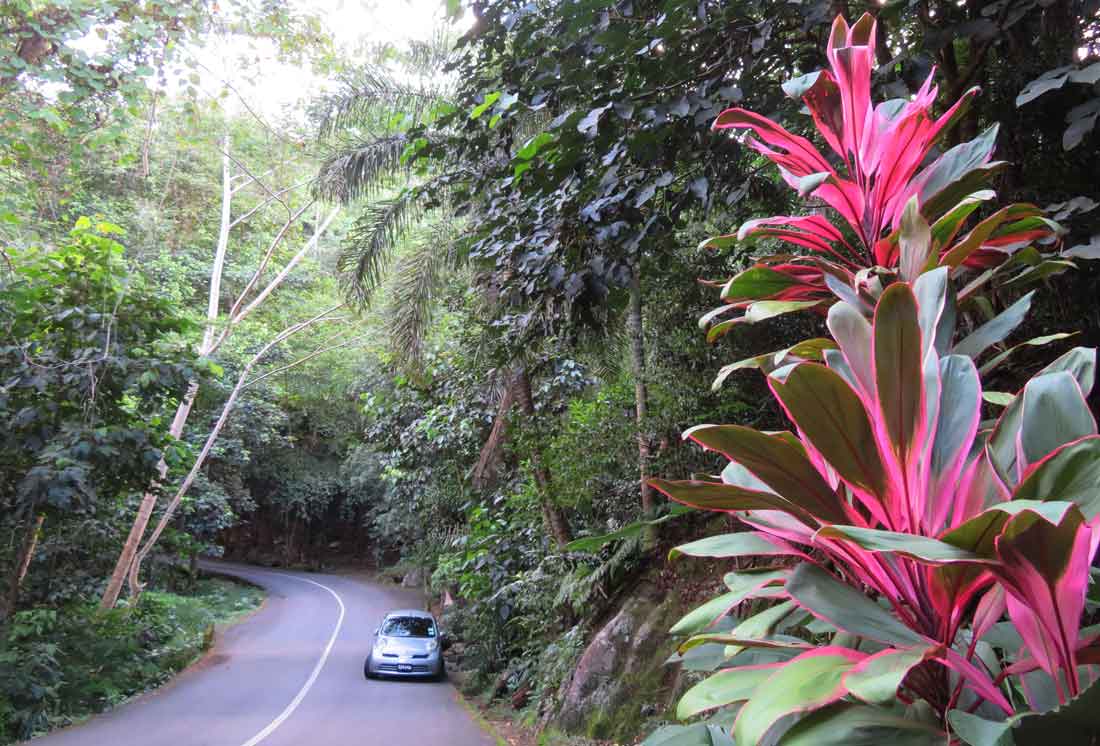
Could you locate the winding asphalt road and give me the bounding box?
[29,561,496,746]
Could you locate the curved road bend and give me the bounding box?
[28,561,496,746]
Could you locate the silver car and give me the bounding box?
[363,609,447,681]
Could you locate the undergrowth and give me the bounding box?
[0,577,263,744]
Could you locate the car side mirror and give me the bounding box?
[374,627,379,635]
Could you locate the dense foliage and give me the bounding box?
[2,0,1100,743]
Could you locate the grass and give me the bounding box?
[0,575,264,745]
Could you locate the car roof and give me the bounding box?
[384,609,435,620]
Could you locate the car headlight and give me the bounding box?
[427,639,439,653]
[375,637,388,651]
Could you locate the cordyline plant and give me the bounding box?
[649,268,1100,745]
[639,14,1100,745]
[701,13,1070,378]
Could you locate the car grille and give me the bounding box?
[377,663,432,673]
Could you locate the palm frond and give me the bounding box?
[337,191,424,305]
[512,110,555,150]
[385,217,463,370]
[406,27,456,77]
[577,322,631,381]
[314,64,447,140]
[316,133,409,203]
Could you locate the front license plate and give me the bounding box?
[398,664,412,672]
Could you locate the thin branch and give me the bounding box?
[230,165,277,195]
[231,206,342,327]
[127,303,346,594]
[229,179,314,229]
[243,332,371,388]
[214,201,314,350]
[220,148,292,218]
[193,59,301,148]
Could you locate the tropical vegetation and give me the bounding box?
[1,0,1099,744]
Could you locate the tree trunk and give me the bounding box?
[513,366,572,548]
[3,514,44,620]
[100,134,233,610]
[124,304,345,596]
[99,127,338,608]
[471,374,518,489]
[629,263,658,548]
[100,381,199,609]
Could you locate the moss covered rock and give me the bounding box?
[553,582,684,741]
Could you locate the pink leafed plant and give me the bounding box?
[700,13,1065,349]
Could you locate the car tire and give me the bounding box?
[364,658,375,680]
[434,662,446,682]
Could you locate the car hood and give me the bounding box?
[379,636,436,654]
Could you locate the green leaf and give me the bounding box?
[875,284,923,456]
[931,191,996,252]
[818,525,990,564]
[899,198,933,281]
[677,665,780,719]
[720,267,798,302]
[515,132,555,160]
[913,267,956,357]
[797,172,831,197]
[844,648,933,705]
[989,348,1098,484]
[979,333,1075,376]
[783,704,946,746]
[565,505,693,552]
[741,300,821,324]
[679,603,803,656]
[733,648,863,746]
[948,710,1015,746]
[769,363,887,499]
[781,71,823,99]
[642,723,735,746]
[930,355,981,486]
[670,571,787,635]
[785,564,925,646]
[1018,371,1097,469]
[939,500,1077,555]
[827,301,874,395]
[918,126,1002,216]
[953,292,1034,360]
[983,391,1015,406]
[711,338,835,391]
[669,532,781,561]
[939,204,1036,269]
[1013,674,1100,743]
[685,425,847,524]
[1013,436,1100,519]
[650,479,816,526]
[470,91,501,119]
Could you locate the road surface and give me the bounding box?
[29,561,496,746]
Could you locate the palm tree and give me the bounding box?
[313,35,574,545]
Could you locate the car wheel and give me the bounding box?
[434,661,446,682]
[364,658,375,680]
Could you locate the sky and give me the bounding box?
[205,0,472,123]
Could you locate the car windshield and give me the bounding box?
[381,616,435,638]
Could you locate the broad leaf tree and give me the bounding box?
[0,220,200,618]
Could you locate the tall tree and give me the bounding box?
[100,128,339,608]
[0,221,199,618]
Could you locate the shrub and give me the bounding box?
[648,13,1100,746]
